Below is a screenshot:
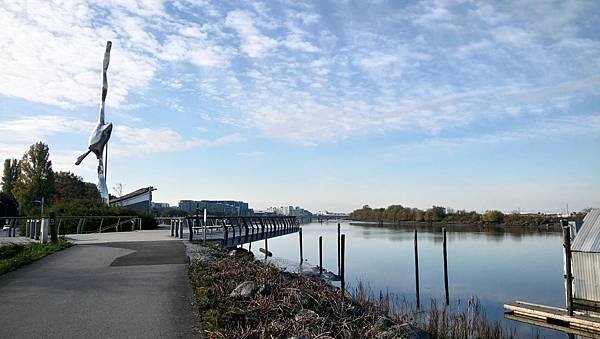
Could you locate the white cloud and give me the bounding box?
[225,10,278,58]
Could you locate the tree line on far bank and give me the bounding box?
[349,204,587,227]
[0,142,155,229]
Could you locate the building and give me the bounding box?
[109,186,155,215]
[178,199,253,216]
[569,208,600,314]
[178,200,200,214]
[268,205,313,223]
[152,202,170,209]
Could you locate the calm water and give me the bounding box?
[252,221,570,338]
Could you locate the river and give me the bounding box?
[256,220,572,338]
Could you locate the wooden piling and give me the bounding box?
[319,236,323,275]
[341,234,346,296]
[337,223,341,275]
[562,220,574,316]
[299,227,303,264]
[414,228,420,309]
[264,237,268,259]
[443,227,449,306]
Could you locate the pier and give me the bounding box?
[159,215,300,247]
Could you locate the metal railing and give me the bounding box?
[0,215,142,240]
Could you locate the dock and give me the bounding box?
[504,301,600,337]
[158,215,301,247]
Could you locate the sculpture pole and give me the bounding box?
[75,41,113,205]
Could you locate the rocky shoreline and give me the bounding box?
[184,241,428,338]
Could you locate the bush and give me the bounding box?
[49,199,157,233]
[482,210,504,223]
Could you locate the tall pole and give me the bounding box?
[299,227,303,264]
[414,227,420,309]
[443,228,449,306]
[562,220,574,316]
[319,236,323,275]
[340,234,346,296]
[337,223,341,275]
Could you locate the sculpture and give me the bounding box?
[75,41,113,204]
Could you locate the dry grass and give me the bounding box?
[189,249,416,338]
[189,247,518,339]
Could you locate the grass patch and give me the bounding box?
[0,241,72,275]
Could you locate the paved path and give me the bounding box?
[64,228,182,245]
[0,240,200,338]
[0,236,35,246]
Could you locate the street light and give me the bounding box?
[32,197,45,218]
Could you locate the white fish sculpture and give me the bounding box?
[75,41,113,203]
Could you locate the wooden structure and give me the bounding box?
[505,209,600,336]
[505,301,600,337]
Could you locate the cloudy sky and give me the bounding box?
[1,0,599,213]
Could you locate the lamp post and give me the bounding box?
[32,197,45,217]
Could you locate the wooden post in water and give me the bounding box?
[319,236,323,274]
[341,234,346,296]
[414,228,420,309]
[562,220,574,316]
[299,227,303,264]
[443,227,449,306]
[337,223,341,275]
[264,237,268,259]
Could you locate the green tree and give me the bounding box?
[0,192,18,217]
[12,142,56,215]
[52,171,100,205]
[482,210,504,223]
[1,159,19,199]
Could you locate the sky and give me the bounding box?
[0,0,599,213]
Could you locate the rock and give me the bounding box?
[229,281,256,298]
[228,248,252,257]
[294,309,319,322]
[258,284,273,296]
[375,323,430,339]
[374,316,394,329]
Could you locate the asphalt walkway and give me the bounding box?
[0,240,199,338]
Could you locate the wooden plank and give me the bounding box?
[504,302,600,332]
[505,313,599,337]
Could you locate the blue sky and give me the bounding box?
[0,0,599,213]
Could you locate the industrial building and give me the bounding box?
[109,187,156,215]
[178,199,253,216]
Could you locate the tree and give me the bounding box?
[482,210,504,223]
[12,142,56,215]
[1,159,19,199]
[425,206,446,222]
[0,192,18,217]
[52,171,100,205]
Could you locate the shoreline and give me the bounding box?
[184,241,512,338]
[345,220,563,232]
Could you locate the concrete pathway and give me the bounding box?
[64,228,182,245]
[0,240,200,338]
[0,236,35,246]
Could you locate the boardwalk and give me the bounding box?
[0,238,199,338]
[168,215,301,247]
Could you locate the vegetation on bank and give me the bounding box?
[189,246,514,338]
[1,142,154,230]
[349,204,586,227]
[0,241,71,275]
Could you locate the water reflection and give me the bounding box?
[260,221,568,338]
